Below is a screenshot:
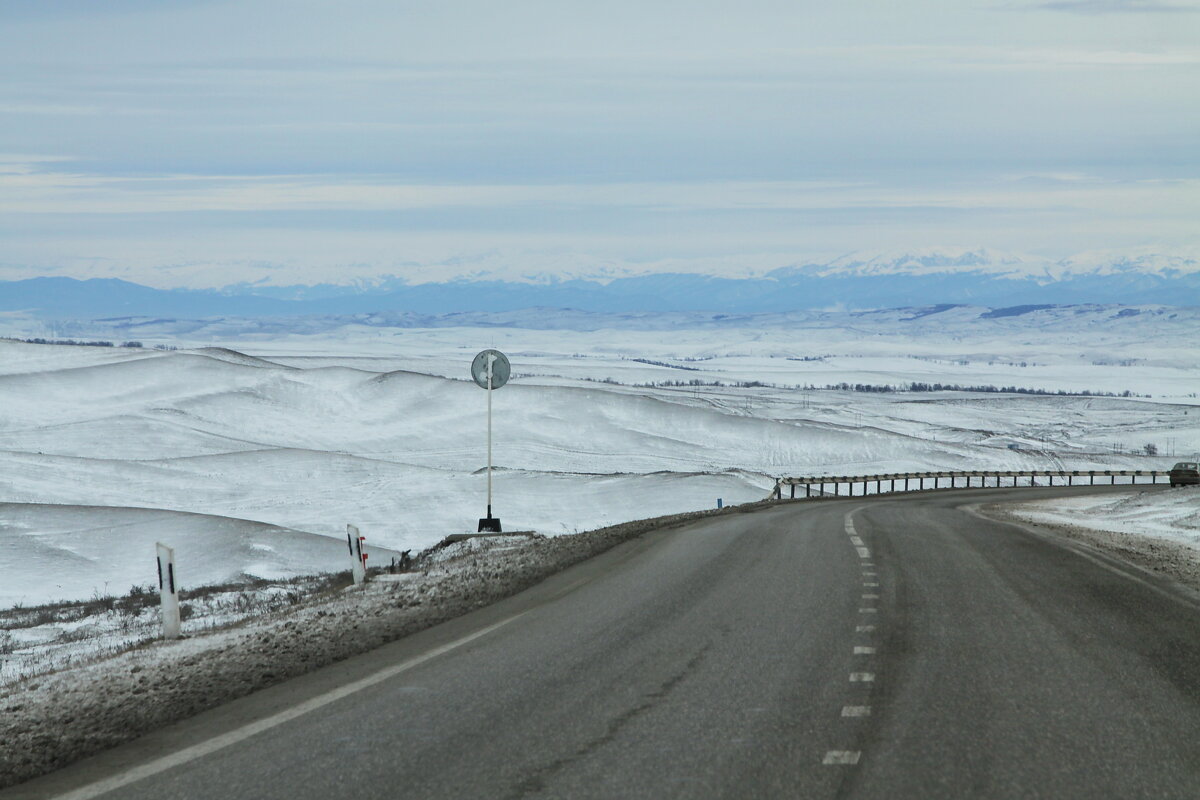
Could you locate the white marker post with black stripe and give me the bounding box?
[347,524,367,585]
[156,542,181,639]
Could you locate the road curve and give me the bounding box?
[7,486,1200,800]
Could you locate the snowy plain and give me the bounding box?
[0,304,1198,614]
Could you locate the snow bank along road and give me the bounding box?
[6,486,1199,800]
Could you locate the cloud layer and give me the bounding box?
[1,0,1196,288]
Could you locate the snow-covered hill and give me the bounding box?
[0,314,1196,607]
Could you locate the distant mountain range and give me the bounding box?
[3,249,1197,319]
[11,304,1199,341]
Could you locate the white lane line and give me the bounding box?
[863,582,879,587]
[849,672,875,682]
[861,562,875,567]
[47,611,529,800]
[845,512,872,558]
[853,646,876,655]
[862,571,877,577]
[841,706,871,717]
[823,750,862,765]
[858,608,878,613]
[856,625,875,633]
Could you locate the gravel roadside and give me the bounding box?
[0,500,771,791]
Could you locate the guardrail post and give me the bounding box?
[806,483,812,498]
[790,484,795,499]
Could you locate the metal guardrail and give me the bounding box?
[771,470,1165,500]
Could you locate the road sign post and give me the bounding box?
[471,349,510,532]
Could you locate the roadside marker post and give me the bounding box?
[155,542,181,640]
[471,349,510,533]
[347,524,367,585]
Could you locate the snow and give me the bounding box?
[1005,489,1200,550]
[0,504,391,607]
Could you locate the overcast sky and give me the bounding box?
[2,0,1197,287]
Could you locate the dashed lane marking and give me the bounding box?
[837,510,875,772]
[823,750,862,765]
[846,512,870,559]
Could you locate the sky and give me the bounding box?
[1,0,1198,288]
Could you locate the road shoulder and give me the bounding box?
[977,494,1200,596]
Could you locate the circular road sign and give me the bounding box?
[471,349,511,390]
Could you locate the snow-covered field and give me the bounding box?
[1,308,1198,614]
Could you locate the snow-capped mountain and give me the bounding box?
[806,248,1045,278]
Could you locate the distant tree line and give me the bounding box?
[9,337,177,351]
[12,337,144,348]
[826,381,1144,398]
[627,357,701,371]
[586,375,1144,398]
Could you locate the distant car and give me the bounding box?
[1169,462,1199,487]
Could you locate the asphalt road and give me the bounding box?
[9,486,1200,799]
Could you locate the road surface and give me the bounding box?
[7,486,1200,799]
